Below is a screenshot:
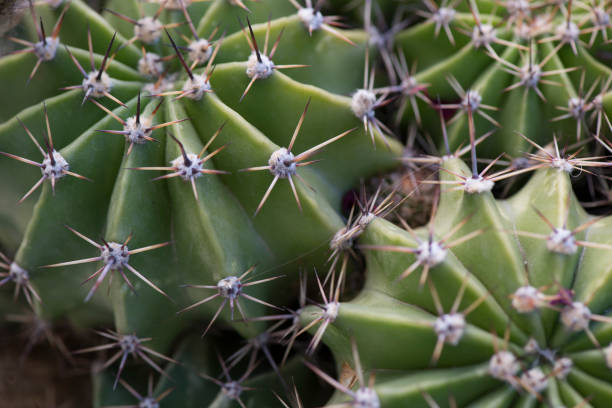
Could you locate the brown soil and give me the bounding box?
[0,320,92,408]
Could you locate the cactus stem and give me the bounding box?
[363,0,408,84]
[131,126,230,201]
[379,52,430,126]
[403,110,493,165]
[553,357,573,380]
[439,76,500,128]
[1,109,90,203]
[424,107,547,191]
[551,71,598,140]
[489,326,520,384]
[181,18,221,70]
[178,265,283,337]
[511,285,548,313]
[61,32,125,107]
[41,226,171,302]
[298,270,343,355]
[463,1,525,54]
[355,182,401,230]
[0,253,41,308]
[8,0,612,403]
[240,101,353,215]
[94,95,189,155]
[74,330,177,389]
[163,29,222,100]
[584,2,611,46]
[248,272,308,369]
[514,282,612,350]
[538,1,580,55]
[304,339,380,408]
[201,351,258,407]
[514,206,612,255]
[106,2,185,47]
[488,43,579,100]
[227,320,290,391]
[326,205,360,286]
[141,72,176,99]
[240,19,307,101]
[289,0,355,45]
[559,301,612,348]
[417,0,459,45]
[520,133,612,174]
[519,367,548,397]
[428,276,487,365]
[351,50,395,147]
[8,1,69,83]
[114,375,174,408]
[360,199,484,287]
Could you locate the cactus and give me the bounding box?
[301,150,612,407]
[388,0,612,158]
[2,0,612,407]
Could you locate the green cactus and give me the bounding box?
[3,0,612,407]
[389,0,612,158]
[300,149,612,406]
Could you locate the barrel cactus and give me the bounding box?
[2,0,612,407]
[388,0,612,159]
[301,140,612,407]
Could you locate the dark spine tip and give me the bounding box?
[98,32,117,80]
[169,133,190,165]
[39,17,46,43]
[246,17,262,62]
[136,91,141,125]
[165,29,193,80]
[44,140,55,165]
